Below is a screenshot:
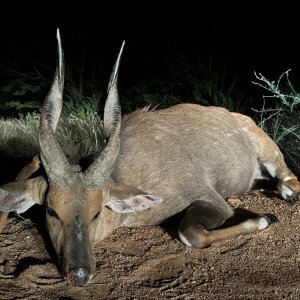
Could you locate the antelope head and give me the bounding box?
[38,29,125,286]
[0,30,162,286]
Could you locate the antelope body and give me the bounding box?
[0,30,299,286]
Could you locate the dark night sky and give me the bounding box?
[1,1,300,102]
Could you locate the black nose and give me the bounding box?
[67,266,91,286]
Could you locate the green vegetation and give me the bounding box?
[0,112,104,164]
[253,70,300,174]
[0,71,105,163]
[0,76,45,116]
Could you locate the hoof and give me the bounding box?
[284,192,299,203]
[262,213,279,225]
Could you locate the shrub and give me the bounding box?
[252,70,300,174]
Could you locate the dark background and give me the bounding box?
[1,0,300,114]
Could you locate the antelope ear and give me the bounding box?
[104,181,163,213]
[0,176,48,214]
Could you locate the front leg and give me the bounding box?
[0,155,41,233]
[15,155,41,181]
[178,197,275,248]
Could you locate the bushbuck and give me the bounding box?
[0,30,299,286]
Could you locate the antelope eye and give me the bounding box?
[46,206,59,220]
[92,211,100,221]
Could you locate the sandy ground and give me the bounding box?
[1,188,300,300]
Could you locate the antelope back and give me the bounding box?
[111,104,258,225]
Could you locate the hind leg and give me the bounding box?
[232,113,300,202]
[178,192,274,248]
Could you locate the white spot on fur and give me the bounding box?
[263,163,276,178]
[243,217,269,231]
[178,230,192,247]
[283,176,293,182]
[258,217,269,230]
[280,185,293,199]
[228,129,241,137]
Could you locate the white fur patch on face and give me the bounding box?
[178,230,192,247]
